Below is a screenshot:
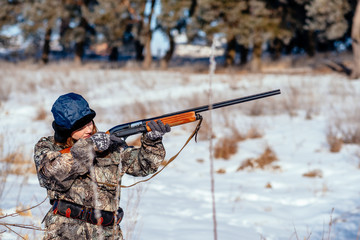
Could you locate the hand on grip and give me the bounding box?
[146,120,171,140]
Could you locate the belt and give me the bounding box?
[52,199,123,227]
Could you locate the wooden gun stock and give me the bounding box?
[145,111,198,131]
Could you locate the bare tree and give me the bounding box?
[351,0,360,79]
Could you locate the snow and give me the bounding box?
[1,63,360,239]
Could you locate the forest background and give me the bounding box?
[1,0,360,76]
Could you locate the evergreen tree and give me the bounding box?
[189,0,292,71]
[156,0,195,69]
[21,0,64,63]
[116,0,156,67]
[304,0,350,51]
[1,0,97,63]
[90,0,132,62]
[0,0,23,49]
[276,0,316,56]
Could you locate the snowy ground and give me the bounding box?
[1,62,360,239]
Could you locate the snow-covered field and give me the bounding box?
[1,62,360,240]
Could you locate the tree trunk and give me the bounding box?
[134,2,146,62]
[143,0,156,69]
[42,28,52,64]
[74,41,84,64]
[250,40,262,72]
[224,36,237,67]
[239,44,248,65]
[134,40,144,61]
[160,30,175,69]
[109,46,119,62]
[269,38,282,60]
[351,0,360,79]
[305,30,315,57]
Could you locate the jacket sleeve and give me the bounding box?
[121,134,166,177]
[33,137,94,192]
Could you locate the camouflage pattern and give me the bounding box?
[42,211,123,240]
[34,134,166,239]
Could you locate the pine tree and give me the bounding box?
[304,0,350,50]
[0,0,23,48]
[21,0,64,63]
[156,0,195,69]
[90,0,132,62]
[1,0,97,63]
[189,0,292,71]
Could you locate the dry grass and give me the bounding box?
[327,136,343,153]
[216,168,226,174]
[302,169,323,178]
[237,147,279,171]
[342,127,360,145]
[326,124,343,153]
[0,152,36,175]
[214,137,239,160]
[196,159,205,163]
[0,79,12,103]
[282,85,300,117]
[328,110,360,146]
[34,107,47,121]
[0,197,46,239]
[15,204,32,217]
[214,124,263,160]
[123,185,146,240]
[245,126,263,139]
[248,101,265,116]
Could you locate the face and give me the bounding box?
[71,121,94,140]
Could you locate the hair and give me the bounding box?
[55,121,98,148]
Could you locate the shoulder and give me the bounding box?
[34,136,57,151]
[36,136,54,144]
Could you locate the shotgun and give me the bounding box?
[107,89,281,139]
[59,89,280,154]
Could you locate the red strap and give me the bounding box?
[116,215,122,224]
[66,208,71,218]
[60,147,71,154]
[97,217,104,226]
[53,208,58,214]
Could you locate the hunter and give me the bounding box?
[34,92,170,239]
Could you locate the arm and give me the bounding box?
[121,132,166,177]
[34,137,93,192]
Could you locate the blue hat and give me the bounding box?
[51,93,96,142]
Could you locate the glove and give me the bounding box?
[145,120,171,140]
[90,132,110,152]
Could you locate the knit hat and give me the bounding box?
[51,93,96,143]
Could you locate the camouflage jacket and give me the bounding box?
[33,134,165,212]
